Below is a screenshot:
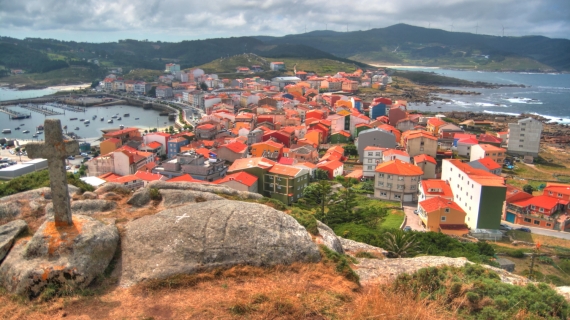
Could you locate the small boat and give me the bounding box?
[92,115,97,120]
[63,125,67,129]
[159,112,169,116]
[85,124,89,127]
[2,129,11,133]
[32,134,38,138]
[20,123,24,126]
[84,120,90,124]
[37,125,44,130]
[117,117,122,120]
[22,130,30,133]
[75,127,80,130]
[70,118,77,121]
[79,119,85,122]
[100,118,104,121]
[119,124,124,129]
[135,118,139,120]
[36,131,43,135]
[108,119,113,123]
[111,115,118,118]
[124,113,130,117]
[15,127,20,130]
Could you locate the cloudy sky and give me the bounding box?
[2,0,569,42]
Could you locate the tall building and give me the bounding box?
[507,117,543,157]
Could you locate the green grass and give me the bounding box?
[0,169,93,197]
[0,66,104,86]
[379,210,405,229]
[123,69,165,82]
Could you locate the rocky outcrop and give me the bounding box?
[340,237,388,257]
[0,220,28,261]
[94,183,130,195]
[159,189,224,208]
[0,185,79,222]
[119,200,320,287]
[0,215,119,296]
[147,181,263,200]
[1,185,79,203]
[316,221,344,254]
[127,188,151,207]
[354,256,531,286]
[0,201,21,221]
[81,191,98,200]
[45,200,117,216]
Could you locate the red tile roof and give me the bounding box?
[197,124,215,130]
[167,174,208,183]
[147,141,163,149]
[474,157,501,170]
[445,159,505,187]
[544,183,570,196]
[375,159,423,176]
[102,138,121,144]
[108,174,141,184]
[478,134,503,144]
[475,144,506,152]
[214,171,258,187]
[427,117,447,127]
[421,179,454,198]
[510,195,561,213]
[384,149,410,158]
[317,160,343,171]
[221,141,248,153]
[345,169,363,179]
[134,171,164,181]
[419,196,464,213]
[278,157,295,165]
[228,157,276,172]
[414,154,437,165]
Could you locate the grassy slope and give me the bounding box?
[0,67,102,86]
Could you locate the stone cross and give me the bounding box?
[26,119,79,226]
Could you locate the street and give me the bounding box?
[402,203,425,231]
[501,221,570,240]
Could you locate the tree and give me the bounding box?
[315,169,329,180]
[383,230,419,258]
[199,82,208,91]
[523,184,535,195]
[344,144,357,157]
[304,180,333,216]
[91,80,99,88]
[148,86,157,97]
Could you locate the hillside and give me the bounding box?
[257,24,570,72]
[198,53,364,76]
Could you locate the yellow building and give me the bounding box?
[100,138,122,156]
[418,196,469,236]
[249,140,284,161]
[305,130,321,148]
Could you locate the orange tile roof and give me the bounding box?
[421,179,454,198]
[510,195,561,212]
[103,127,139,137]
[134,171,164,181]
[384,149,410,157]
[147,141,163,149]
[544,183,570,196]
[427,117,447,127]
[295,162,317,169]
[228,157,276,172]
[445,159,505,187]
[102,138,121,144]
[138,162,157,172]
[98,172,122,181]
[476,144,506,152]
[414,154,437,165]
[221,141,248,153]
[167,174,208,183]
[402,130,437,141]
[345,169,363,179]
[333,130,351,137]
[268,164,304,177]
[317,160,343,171]
[108,174,141,184]
[474,157,501,170]
[364,146,388,151]
[197,124,215,130]
[254,140,284,149]
[419,196,464,213]
[214,171,258,187]
[375,159,423,176]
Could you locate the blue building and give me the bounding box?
[369,103,387,121]
[167,137,189,159]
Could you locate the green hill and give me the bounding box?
[256,24,570,71]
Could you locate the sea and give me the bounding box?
[392,68,570,124]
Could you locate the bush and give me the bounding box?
[289,208,318,235]
[0,170,94,197]
[507,249,526,258]
[394,264,570,319]
[149,188,162,201]
[319,245,359,284]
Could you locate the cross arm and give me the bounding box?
[26,140,79,159]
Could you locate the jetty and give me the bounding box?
[19,103,64,116]
[45,102,86,113]
[0,106,32,120]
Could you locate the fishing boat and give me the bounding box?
[36,131,43,135]
[119,124,124,129]
[84,120,90,124]
[92,115,97,120]
[117,117,122,120]
[2,129,11,133]
[32,134,38,138]
[135,118,139,120]
[124,113,130,117]
[70,118,77,121]
[111,115,118,119]
[75,127,80,130]
[15,127,20,130]
[108,119,113,123]
[79,119,85,122]
[22,130,30,133]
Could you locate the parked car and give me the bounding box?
[74,164,81,168]
[80,153,89,157]
[413,209,418,215]
[65,166,71,170]
[403,226,412,232]
[67,156,75,160]
[516,227,532,233]
[499,224,512,231]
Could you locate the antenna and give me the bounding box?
[502,24,506,37]
[449,23,454,32]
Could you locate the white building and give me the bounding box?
[507,117,543,157]
[441,159,506,230]
[362,146,386,178]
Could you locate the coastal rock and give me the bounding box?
[0,220,28,261]
[126,188,151,207]
[45,200,117,216]
[340,237,388,257]
[316,221,344,254]
[81,191,98,200]
[0,215,119,296]
[119,200,320,286]
[0,201,22,221]
[159,189,224,208]
[1,185,78,203]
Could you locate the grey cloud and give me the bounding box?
[0,0,568,41]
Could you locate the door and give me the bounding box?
[506,212,516,223]
[404,194,412,202]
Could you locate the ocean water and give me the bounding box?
[0,104,173,140]
[394,68,570,124]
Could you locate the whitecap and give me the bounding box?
[483,110,521,116]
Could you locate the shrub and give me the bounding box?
[0,170,94,197]
[149,188,162,201]
[538,256,554,265]
[507,249,526,258]
[319,245,359,284]
[288,208,318,235]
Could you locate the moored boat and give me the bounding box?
[23,130,30,133]
[2,129,11,133]
[108,119,113,123]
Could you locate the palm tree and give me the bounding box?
[383,230,418,258]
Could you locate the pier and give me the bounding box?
[45,102,86,113]
[0,106,32,120]
[19,103,64,116]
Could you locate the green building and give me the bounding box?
[227,157,277,194]
[264,164,309,205]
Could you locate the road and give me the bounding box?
[402,203,425,231]
[501,221,570,240]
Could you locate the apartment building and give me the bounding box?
[469,144,506,164]
[507,117,543,157]
[374,159,423,202]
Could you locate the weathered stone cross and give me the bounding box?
[26,119,79,226]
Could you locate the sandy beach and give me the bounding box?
[47,83,92,91]
[369,64,440,69]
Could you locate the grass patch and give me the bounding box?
[319,245,360,284]
[0,169,94,196]
[379,210,405,230]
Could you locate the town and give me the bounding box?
[3,61,566,239]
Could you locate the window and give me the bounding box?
[411,177,417,181]
[531,205,535,210]
[534,220,540,225]
[375,152,381,156]
[368,152,373,156]
[445,208,450,213]
[397,185,404,190]
[559,193,563,197]
[387,175,393,180]
[547,223,552,227]
[411,186,416,190]
[394,194,401,199]
[520,134,525,137]
[270,183,274,187]
[378,173,384,178]
[519,145,524,148]
[521,128,525,131]
[378,181,384,186]
[398,177,404,181]
[387,183,392,188]
[420,147,424,151]
[539,208,544,213]
[520,139,524,142]
[367,166,373,170]
[368,159,372,163]
[549,191,553,195]
[441,216,446,221]
[524,218,532,223]
[380,192,387,196]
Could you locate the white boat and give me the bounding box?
[117,117,122,120]
[111,115,118,118]
[108,119,113,123]
[119,124,124,129]
[2,129,11,133]
[32,134,38,138]
[84,120,90,124]
[36,131,43,134]
[22,130,30,133]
